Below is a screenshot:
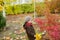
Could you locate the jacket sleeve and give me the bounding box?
[23,23,27,29]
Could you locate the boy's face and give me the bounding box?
[29,20,32,23]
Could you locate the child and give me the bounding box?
[23,16,35,40]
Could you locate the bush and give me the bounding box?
[5,4,34,15]
[13,5,23,14]
[5,5,14,15]
[0,11,6,29]
[21,4,34,13]
[35,2,46,16]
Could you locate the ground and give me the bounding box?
[0,13,38,40]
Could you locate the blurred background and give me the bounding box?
[0,0,60,40]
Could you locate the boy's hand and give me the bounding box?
[32,21,36,24]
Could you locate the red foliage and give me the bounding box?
[34,16,60,40]
[47,25,60,40]
[34,8,60,40]
[34,18,44,26]
[34,18,48,32]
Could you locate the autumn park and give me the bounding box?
[0,0,60,40]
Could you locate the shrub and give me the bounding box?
[5,5,14,15]
[36,2,46,16]
[13,5,23,14]
[0,11,6,29]
[5,4,34,15]
[21,4,34,13]
[34,11,60,40]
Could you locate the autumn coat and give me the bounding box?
[23,21,36,40]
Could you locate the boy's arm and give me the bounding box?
[23,23,26,29]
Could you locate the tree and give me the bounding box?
[49,0,60,13]
[0,0,6,30]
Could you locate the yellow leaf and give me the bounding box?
[34,33,42,40]
[0,5,3,11]
[6,36,10,40]
[0,0,3,2]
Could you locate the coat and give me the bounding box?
[23,21,36,40]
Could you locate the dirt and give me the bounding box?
[0,13,34,40]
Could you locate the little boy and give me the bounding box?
[23,16,35,40]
